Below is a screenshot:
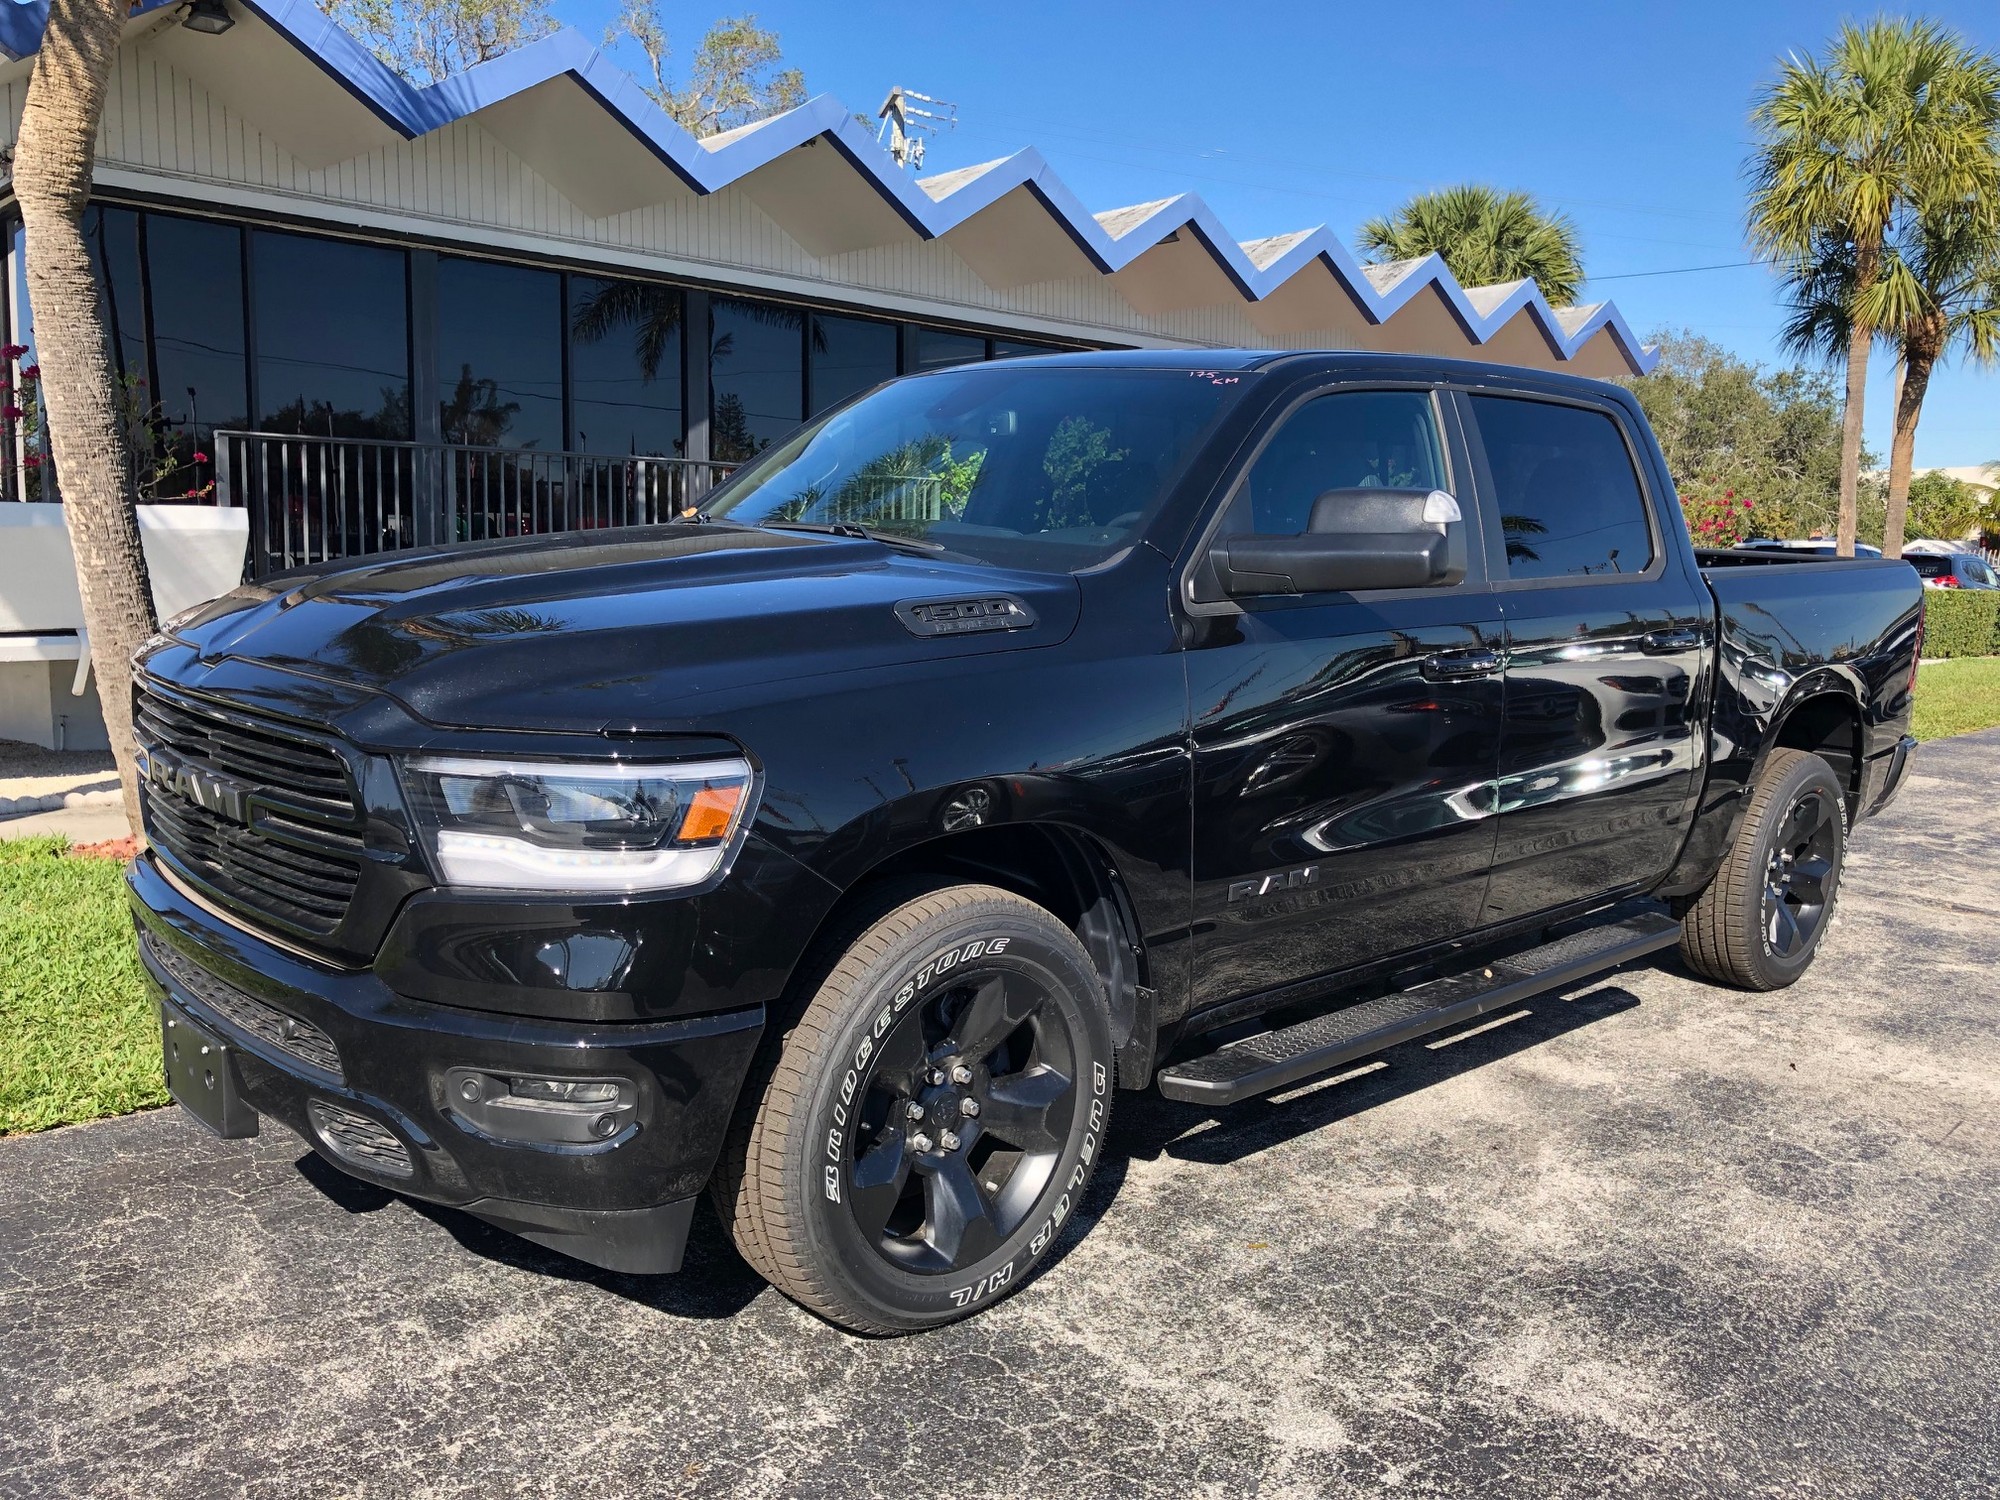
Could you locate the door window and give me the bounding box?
[1469,396,1654,579]
[1222,389,1448,537]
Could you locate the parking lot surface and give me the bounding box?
[4,730,1998,1499]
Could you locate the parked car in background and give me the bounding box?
[1903,551,1999,589]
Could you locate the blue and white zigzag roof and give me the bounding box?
[0,0,1655,373]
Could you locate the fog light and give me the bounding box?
[509,1076,619,1105]
[442,1067,637,1147]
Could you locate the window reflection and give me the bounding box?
[809,314,897,416]
[912,327,985,370]
[438,257,562,450]
[252,230,409,439]
[710,296,804,462]
[569,275,683,455]
[1471,396,1653,577]
[148,215,248,438]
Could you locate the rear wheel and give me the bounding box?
[1680,748,1846,990]
[713,883,1114,1334]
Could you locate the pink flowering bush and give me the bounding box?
[1679,477,1756,548]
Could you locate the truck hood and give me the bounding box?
[164,524,1082,735]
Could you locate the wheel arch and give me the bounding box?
[1765,678,1866,817]
[782,820,1159,1089]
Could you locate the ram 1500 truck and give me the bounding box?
[130,350,1923,1333]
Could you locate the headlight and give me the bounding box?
[398,754,757,893]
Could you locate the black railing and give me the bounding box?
[214,431,736,579]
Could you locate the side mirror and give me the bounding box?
[1212,488,1467,597]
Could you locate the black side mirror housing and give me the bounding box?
[1212,487,1467,597]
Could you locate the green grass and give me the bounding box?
[1913,657,2000,743]
[0,837,164,1135]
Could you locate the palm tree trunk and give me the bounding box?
[14,0,152,831]
[1882,332,1939,560]
[1833,237,1882,560]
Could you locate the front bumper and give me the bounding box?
[129,853,764,1274]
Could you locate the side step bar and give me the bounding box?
[1156,912,1681,1106]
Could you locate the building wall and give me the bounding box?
[0,34,1633,371]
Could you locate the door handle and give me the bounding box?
[1420,647,1502,681]
[1641,628,1702,654]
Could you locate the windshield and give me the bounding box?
[701,366,1250,572]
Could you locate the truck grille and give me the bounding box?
[141,932,344,1081]
[135,680,364,937]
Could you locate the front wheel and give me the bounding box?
[713,883,1114,1334]
[1680,747,1847,990]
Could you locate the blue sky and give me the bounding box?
[553,0,1998,467]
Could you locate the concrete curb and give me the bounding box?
[0,788,122,816]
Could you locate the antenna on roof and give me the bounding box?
[877,86,956,172]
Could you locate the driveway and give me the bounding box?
[4,732,1998,1499]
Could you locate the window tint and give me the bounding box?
[710,296,804,462]
[252,230,409,438]
[569,275,683,456]
[809,314,897,415]
[437,257,563,450]
[1962,557,1996,586]
[1227,389,1447,536]
[82,207,147,386]
[1471,396,1654,578]
[1907,555,1951,578]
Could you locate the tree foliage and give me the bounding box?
[1357,185,1584,305]
[1746,17,2000,556]
[1627,329,1859,543]
[319,0,556,83]
[607,3,805,136]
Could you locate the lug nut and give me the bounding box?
[905,1101,926,1121]
[939,1129,962,1152]
[911,1132,934,1154]
[950,1064,974,1086]
[927,1069,946,1087]
[960,1097,980,1117]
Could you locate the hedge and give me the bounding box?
[1923,587,2000,658]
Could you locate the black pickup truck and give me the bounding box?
[129,350,1923,1333]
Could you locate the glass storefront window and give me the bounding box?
[809,314,898,416]
[438,256,563,450]
[710,296,804,462]
[991,338,1058,359]
[252,229,410,439]
[912,327,986,370]
[148,214,249,440]
[569,275,683,455]
[81,207,148,388]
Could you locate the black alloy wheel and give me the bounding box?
[846,969,1079,1274]
[713,882,1115,1333]
[1760,784,1840,959]
[1680,747,1847,990]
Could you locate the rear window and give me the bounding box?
[1470,396,1655,579]
[1907,555,1951,578]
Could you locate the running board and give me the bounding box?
[1156,912,1681,1106]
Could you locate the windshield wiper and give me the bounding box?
[756,520,947,553]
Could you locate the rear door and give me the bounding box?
[1460,389,1710,925]
[1184,383,1504,1007]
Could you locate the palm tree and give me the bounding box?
[1358,185,1584,305]
[1865,204,2000,556]
[14,0,153,827]
[1746,18,2000,558]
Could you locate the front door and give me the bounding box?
[1462,391,1711,925]
[1186,387,1505,1009]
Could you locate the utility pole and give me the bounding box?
[876,86,957,172]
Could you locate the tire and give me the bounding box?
[712,882,1115,1334]
[1680,748,1847,991]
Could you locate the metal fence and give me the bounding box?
[213,431,736,579]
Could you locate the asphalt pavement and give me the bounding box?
[4,731,1998,1499]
